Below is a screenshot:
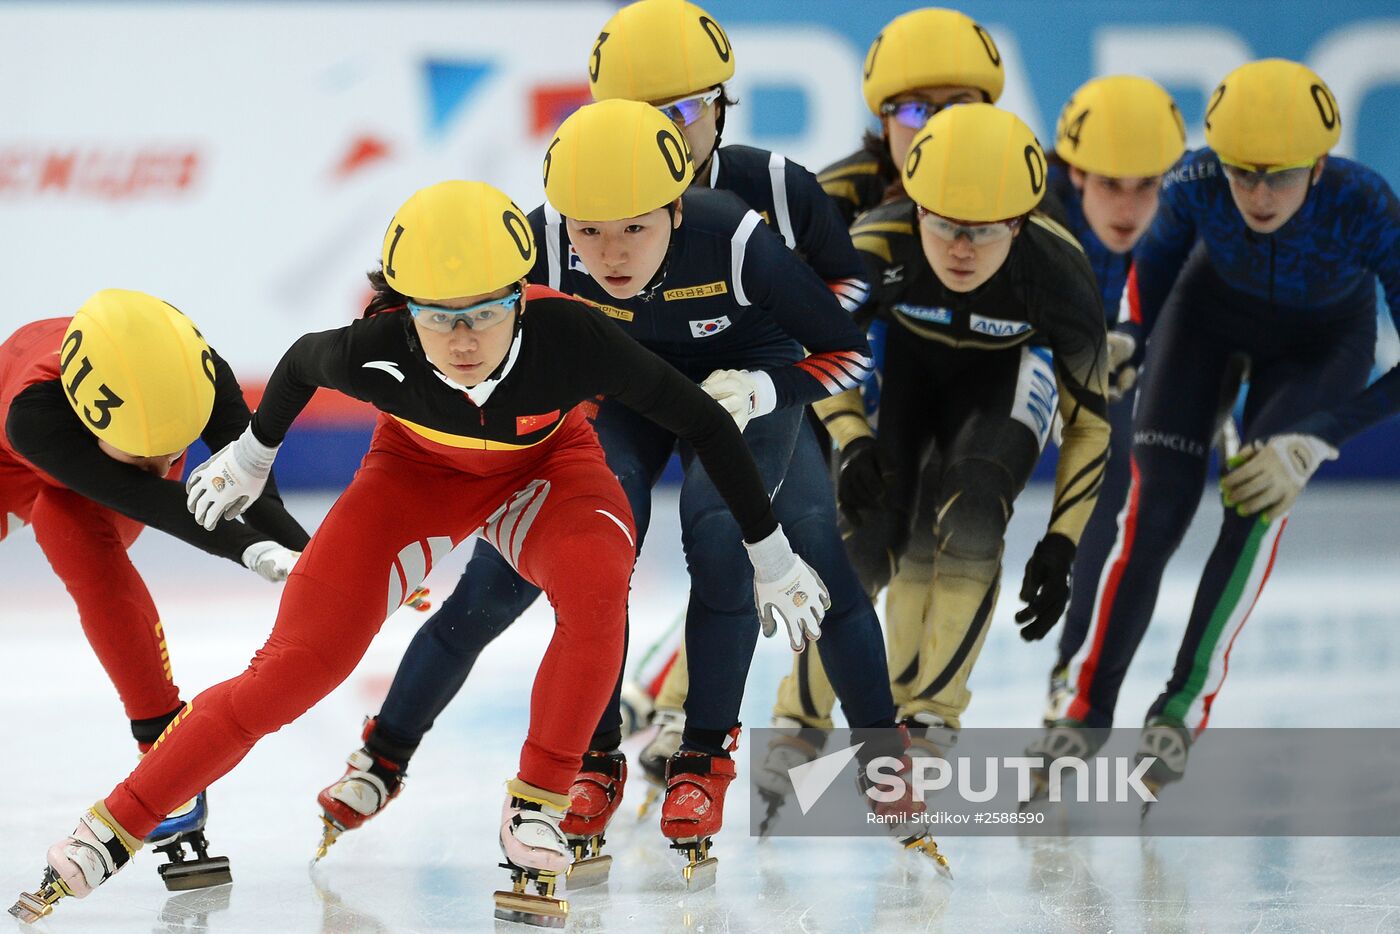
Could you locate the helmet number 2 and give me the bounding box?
[59,329,125,431]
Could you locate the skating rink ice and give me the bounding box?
[4,484,1399,933]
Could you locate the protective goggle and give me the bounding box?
[879,99,958,131]
[1219,158,1316,192]
[406,286,521,333]
[917,207,1022,245]
[657,87,722,128]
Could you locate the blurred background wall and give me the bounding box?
[2,0,1396,487]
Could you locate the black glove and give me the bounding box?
[837,437,892,514]
[1016,533,1077,641]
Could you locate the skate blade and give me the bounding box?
[314,815,346,862]
[636,785,661,819]
[564,854,611,890]
[9,891,55,925]
[492,890,569,928]
[682,856,718,890]
[906,837,953,880]
[158,857,232,892]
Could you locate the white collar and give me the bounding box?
[429,327,524,406]
[708,149,721,187]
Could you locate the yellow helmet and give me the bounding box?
[903,103,1046,221]
[1055,75,1186,178]
[1204,59,1340,168]
[382,180,535,301]
[589,0,735,103]
[862,8,1004,115]
[62,289,215,457]
[544,99,694,221]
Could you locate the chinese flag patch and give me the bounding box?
[516,410,561,435]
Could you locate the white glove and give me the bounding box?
[186,425,279,530]
[1220,433,1337,522]
[1105,330,1137,402]
[241,541,300,582]
[700,368,777,432]
[745,526,830,652]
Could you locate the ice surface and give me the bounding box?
[3,486,1399,932]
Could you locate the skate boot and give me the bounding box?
[1043,663,1073,727]
[493,785,571,929]
[144,791,231,891]
[314,718,407,861]
[1136,716,1192,819]
[11,806,137,923]
[1024,719,1109,804]
[618,680,655,740]
[561,750,627,888]
[867,721,950,878]
[660,730,739,889]
[753,717,828,836]
[635,707,683,818]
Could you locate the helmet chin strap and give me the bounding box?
[633,203,680,301]
[692,100,726,184]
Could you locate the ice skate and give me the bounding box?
[561,750,626,889]
[865,721,950,879]
[1023,720,1108,804]
[618,680,655,740]
[144,791,231,891]
[660,734,738,889]
[314,719,406,861]
[754,717,827,836]
[492,789,570,928]
[11,806,136,924]
[1043,663,1073,727]
[635,707,683,818]
[1136,717,1192,819]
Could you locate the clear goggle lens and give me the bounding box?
[407,287,521,333]
[657,88,722,128]
[917,208,1020,245]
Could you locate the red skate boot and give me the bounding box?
[314,718,407,861]
[660,729,739,889]
[561,750,626,889]
[859,722,950,878]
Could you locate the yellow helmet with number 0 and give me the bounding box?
[902,103,1046,222]
[589,0,735,103]
[862,7,1004,115]
[382,180,535,301]
[544,99,694,221]
[1204,59,1340,168]
[62,289,215,457]
[1055,75,1186,178]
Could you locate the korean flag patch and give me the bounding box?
[689,316,732,338]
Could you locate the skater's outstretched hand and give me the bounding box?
[836,437,893,520]
[1220,433,1337,523]
[1105,330,1138,402]
[1016,533,1076,641]
[186,425,278,530]
[746,527,831,652]
[241,541,300,582]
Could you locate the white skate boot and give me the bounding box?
[1024,720,1109,804]
[754,717,828,836]
[1043,663,1073,727]
[10,807,137,923]
[1136,717,1192,819]
[618,680,655,740]
[636,707,684,818]
[493,787,571,929]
